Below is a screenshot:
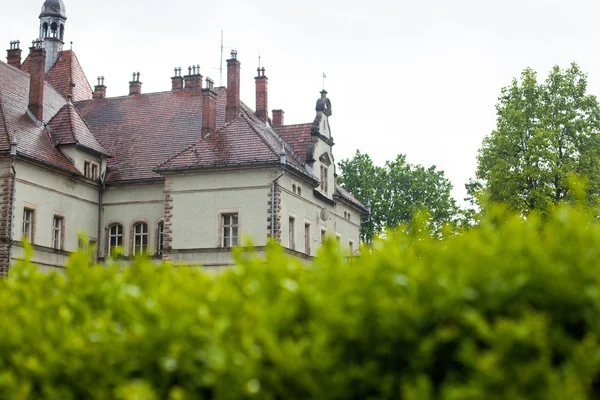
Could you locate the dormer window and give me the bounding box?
[84,160,99,180]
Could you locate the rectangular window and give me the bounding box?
[91,164,98,180]
[222,213,239,248]
[22,208,34,243]
[84,160,99,180]
[157,222,164,256]
[320,165,328,192]
[289,216,296,250]
[108,224,123,256]
[304,223,311,255]
[133,222,149,255]
[52,216,64,250]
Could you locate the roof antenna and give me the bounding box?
[322,72,326,91]
[219,30,224,86]
[70,41,73,51]
[258,53,261,69]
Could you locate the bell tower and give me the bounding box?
[39,0,67,72]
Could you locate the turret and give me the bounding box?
[39,0,67,72]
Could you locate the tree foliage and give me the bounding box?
[474,63,600,216]
[338,151,458,241]
[4,207,600,398]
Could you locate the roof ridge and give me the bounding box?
[275,122,312,128]
[0,59,30,77]
[242,111,280,159]
[74,89,196,104]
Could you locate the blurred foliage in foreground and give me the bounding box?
[3,206,600,399]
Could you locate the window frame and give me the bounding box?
[289,215,296,250]
[52,215,64,250]
[221,212,239,248]
[320,165,328,192]
[156,221,164,256]
[22,207,35,243]
[107,223,124,256]
[304,222,311,255]
[132,221,149,256]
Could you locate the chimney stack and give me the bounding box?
[272,110,285,127]
[93,76,106,99]
[171,67,183,91]
[184,65,202,90]
[202,78,217,137]
[28,40,46,122]
[129,72,142,96]
[7,41,22,69]
[226,50,241,122]
[255,67,268,122]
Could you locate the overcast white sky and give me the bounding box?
[4,0,600,203]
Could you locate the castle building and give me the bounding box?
[0,0,367,276]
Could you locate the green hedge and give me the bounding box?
[3,207,600,399]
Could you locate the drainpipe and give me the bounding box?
[96,156,105,261]
[270,149,286,240]
[7,138,17,274]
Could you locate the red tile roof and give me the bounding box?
[157,102,314,181]
[274,123,313,164]
[0,94,10,152]
[0,60,79,173]
[75,89,212,182]
[48,102,110,156]
[335,184,369,213]
[46,51,93,102]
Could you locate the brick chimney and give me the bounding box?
[93,76,106,99]
[7,41,22,69]
[202,78,217,138]
[184,65,203,90]
[171,67,183,91]
[28,40,46,122]
[255,67,268,122]
[226,50,241,122]
[272,110,285,127]
[129,72,142,96]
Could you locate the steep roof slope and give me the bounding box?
[22,50,92,102]
[0,60,78,173]
[48,101,110,156]
[274,123,312,164]
[75,88,224,182]
[46,51,92,102]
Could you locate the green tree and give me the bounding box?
[474,63,600,216]
[338,151,458,241]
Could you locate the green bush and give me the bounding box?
[3,206,600,399]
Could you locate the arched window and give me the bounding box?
[133,222,149,255]
[108,223,123,256]
[157,222,164,256]
[50,22,58,38]
[59,24,64,40]
[42,22,48,38]
[297,187,302,196]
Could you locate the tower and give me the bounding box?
[39,0,67,72]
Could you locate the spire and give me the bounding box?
[39,0,67,72]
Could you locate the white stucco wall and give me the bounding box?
[278,173,361,257]
[169,168,272,253]
[101,182,164,257]
[12,159,99,269]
